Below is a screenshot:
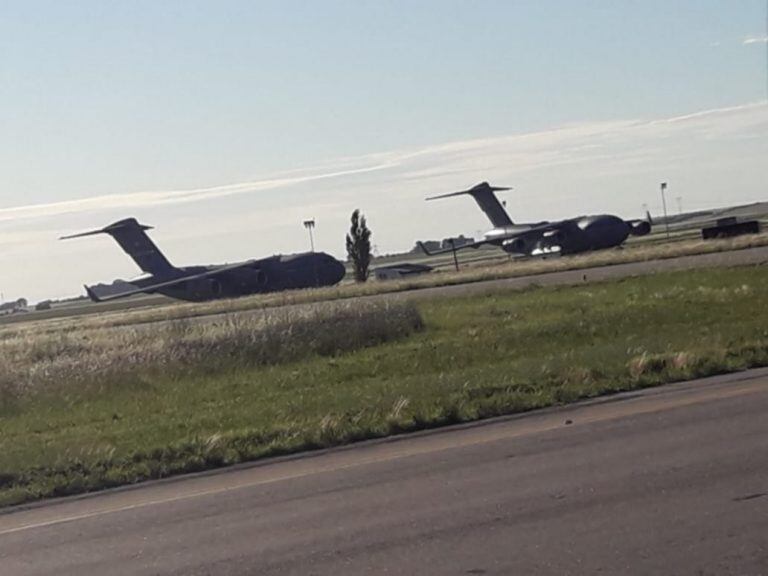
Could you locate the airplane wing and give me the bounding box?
[417,223,566,257]
[417,238,495,256]
[85,260,259,303]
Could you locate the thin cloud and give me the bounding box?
[1,102,765,227]
[743,36,768,45]
[0,161,398,224]
[3,101,767,302]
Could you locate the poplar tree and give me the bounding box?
[345,209,372,282]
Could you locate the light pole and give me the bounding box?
[660,182,670,239]
[303,219,315,252]
[676,196,682,216]
[448,238,460,272]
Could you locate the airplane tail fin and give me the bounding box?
[61,218,176,277]
[426,182,514,228]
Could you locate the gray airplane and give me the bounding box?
[419,182,652,257]
[62,218,346,302]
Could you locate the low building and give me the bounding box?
[441,235,475,250]
[702,218,761,240]
[413,240,441,255]
[0,298,28,315]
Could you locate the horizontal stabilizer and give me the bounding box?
[426,182,514,228]
[60,219,153,240]
[61,229,109,240]
[61,218,174,276]
[425,181,511,201]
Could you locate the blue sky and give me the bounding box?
[1,1,767,301]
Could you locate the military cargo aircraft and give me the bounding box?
[419,182,652,257]
[61,218,346,302]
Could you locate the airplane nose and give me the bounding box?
[328,258,346,284]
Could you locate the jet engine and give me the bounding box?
[541,229,566,245]
[502,237,534,254]
[186,278,224,300]
[629,221,651,236]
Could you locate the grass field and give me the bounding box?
[1,264,767,507]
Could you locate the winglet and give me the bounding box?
[646,211,653,226]
[84,285,102,303]
[417,241,435,256]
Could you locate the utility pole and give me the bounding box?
[449,238,460,272]
[303,219,316,252]
[660,182,670,239]
[676,196,683,216]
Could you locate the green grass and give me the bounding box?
[2,265,768,507]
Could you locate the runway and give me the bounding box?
[107,244,768,331]
[397,244,768,302]
[1,368,767,575]
[2,244,767,329]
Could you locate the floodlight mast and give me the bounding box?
[303,219,316,252]
[660,182,670,239]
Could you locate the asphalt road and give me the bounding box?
[111,244,768,331]
[2,369,767,575]
[3,244,767,329]
[396,244,768,303]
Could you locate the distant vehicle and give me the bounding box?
[61,218,346,302]
[701,217,760,240]
[419,182,652,257]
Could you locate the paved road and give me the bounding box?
[3,244,767,329]
[395,244,768,303]
[124,244,768,331]
[140,244,768,327]
[2,369,767,575]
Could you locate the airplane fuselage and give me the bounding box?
[485,214,641,256]
[64,218,348,303]
[131,252,346,302]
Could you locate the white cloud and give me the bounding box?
[743,36,768,45]
[0,161,397,225]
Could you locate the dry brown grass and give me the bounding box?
[3,232,767,336]
[0,299,423,399]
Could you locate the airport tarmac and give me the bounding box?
[90,244,768,331]
[395,243,768,302]
[2,244,766,330]
[1,368,767,575]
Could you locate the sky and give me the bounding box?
[1,0,767,302]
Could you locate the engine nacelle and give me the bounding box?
[541,229,565,245]
[502,237,533,254]
[629,221,651,236]
[186,278,223,300]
